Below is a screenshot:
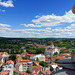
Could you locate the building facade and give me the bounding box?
[45,42,60,57]
[30,54,45,61]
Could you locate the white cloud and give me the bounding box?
[65,24,75,32]
[0,0,14,7]
[0,9,5,12]
[0,10,75,38]
[10,22,75,38]
[2,10,5,12]
[35,15,41,18]
[21,10,75,28]
[0,27,11,31]
[0,23,11,27]
[0,26,74,38]
[32,10,75,27]
[21,24,41,27]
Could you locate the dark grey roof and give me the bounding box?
[58,64,75,71]
[55,57,71,64]
[71,52,75,54]
[50,69,75,75]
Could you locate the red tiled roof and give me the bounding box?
[46,47,57,51]
[0,71,9,75]
[21,59,29,62]
[22,52,27,55]
[6,60,14,65]
[51,55,66,61]
[16,54,21,58]
[51,42,54,45]
[27,54,33,57]
[32,66,40,72]
[45,69,50,74]
[14,69,22,73]
[13,69,30,75]
[16,57,23,63]
[62,53,71,57]
[0,52,8,57]
[32,72,38,75]
[24,49,27,51]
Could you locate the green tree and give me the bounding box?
[9,54,16,61]
[39,61,48,67]
[55,59,60,61]
[54,52,58,55]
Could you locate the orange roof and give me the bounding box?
[21,59,29,62]
[0,52,8,57]
[51,55,66,60]
[16,57,23,63]
[27,54,33,57]
[6,60,14,65]
[32,66,40,72]
[24,49,27,51]
[16,54,21,58]
[22,52,27,55]
[45,69,50,74]
[21,73,30,75]
[0,71,9,75]
[51,42,54,45]
[45,56,49,61]
[45,58,48,61]
[13,69,22,73]
[46,47,57,51]
[45,46,50,48]
[32,72,38,75]
[62,53,71,57]
[21,73,27,75]
[13,69,30,75]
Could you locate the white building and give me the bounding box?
[0,52,9,64]
[50,64,62,72]
[2,60,14,75]
[30,54,45,61]
[45,42,60,57]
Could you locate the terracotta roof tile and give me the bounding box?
[22,52,27,55]
[32,66,40,72]
[0,71,9,75]
[27,54,33,57]
[51,42,54,45]
[46,47,57,51]
[6,60,14,65]
[16,54,21,58]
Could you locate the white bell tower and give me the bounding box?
[50,42,54,48]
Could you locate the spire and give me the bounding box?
[50,42,54,48]
[51,42,54,45]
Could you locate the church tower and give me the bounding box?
[50,42,54,48]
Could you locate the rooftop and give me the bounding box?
[55,57,71,64]
[6,60,14,65]
[0,71,9,75]
[50,69,75,75]
[51,42,54,45]
[58,64,75,71]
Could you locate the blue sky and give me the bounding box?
[0,0,75,38]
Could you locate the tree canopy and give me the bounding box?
[39,61,48,67]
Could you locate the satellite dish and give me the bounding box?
[72,5,75,14]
